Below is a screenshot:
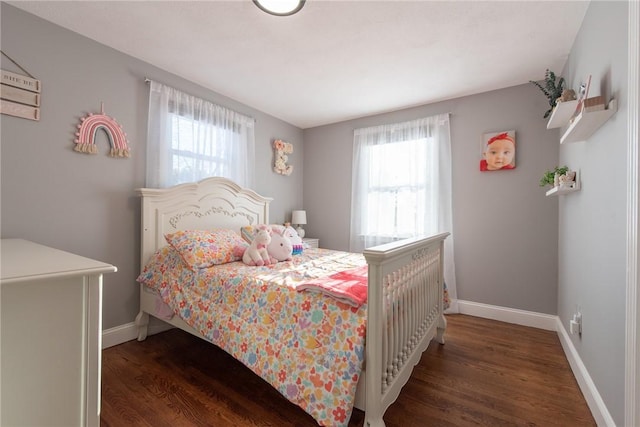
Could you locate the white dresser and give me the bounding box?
[0,239,117,427]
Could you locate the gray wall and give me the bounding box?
[2,1,631,424]
[558,2,628,425]
[0,4,304,330]
[304,84,560,315]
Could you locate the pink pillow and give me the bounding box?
[164,229,247,270]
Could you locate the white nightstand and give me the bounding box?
[303,237,319,248]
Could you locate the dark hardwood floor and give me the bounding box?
[101,314,596,426]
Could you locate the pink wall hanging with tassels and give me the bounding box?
[74,102,130,157]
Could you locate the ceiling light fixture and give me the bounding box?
[253,0,305,16]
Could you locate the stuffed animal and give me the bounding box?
[242,225,277,266]
[283,224,303,255]
[556,89,577,103]
[558,170,576,188]
[268,227,293,261]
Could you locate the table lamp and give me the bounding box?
[291,210,307,238]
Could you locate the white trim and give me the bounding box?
[557,318,616,427]
[444,297,460,314]
[456,299,557,331]
[102,319,173,349]
[626,2,640,426]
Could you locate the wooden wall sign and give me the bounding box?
[1,69,41,121]
[1,98,40,121]
[1,69,41,93]
[0,51,42,121]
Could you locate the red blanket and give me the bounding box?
[296,265,368,307]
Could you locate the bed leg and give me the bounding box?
[436,313,447,345]
[135,311,149,341]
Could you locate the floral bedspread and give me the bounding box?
[138,247,368,426]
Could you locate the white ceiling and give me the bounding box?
[8,0,590,129]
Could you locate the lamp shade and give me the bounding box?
[291,210,307,225]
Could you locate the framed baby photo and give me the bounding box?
[480,130,516,171]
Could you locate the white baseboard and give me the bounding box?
[102,318,173,349]
[556,317,616,427]
[456,299,557,330]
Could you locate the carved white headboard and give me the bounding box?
[137,177,272,269]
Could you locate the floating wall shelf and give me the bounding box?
[560,99,617,144]
[546,183,580,196]
[546,100,579,129]
[545,170,581,196]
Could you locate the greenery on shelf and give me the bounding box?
[540,166,569,187]
[530,69,566,119]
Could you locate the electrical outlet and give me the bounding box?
[570,311,582,335]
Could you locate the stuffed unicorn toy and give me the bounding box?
[283,224,303,255]
[242,225,277,266]
[268,227,293,261]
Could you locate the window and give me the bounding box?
[364,138,434,239]
[146,81,255,188]
[350,113,457,311]
[169,113,233,185]
[350,114,451,252]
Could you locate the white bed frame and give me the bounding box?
[134,177,448,427]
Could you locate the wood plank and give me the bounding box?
[1,84,40,107]
[0,99,39,121]
[101,314,596,426]
[1,69,41,93]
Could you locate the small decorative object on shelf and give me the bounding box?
[583,96,605,113]
[541,168,580,196]
[530,69,566,119]
[558,170,576,187]
[558,89,577,103]
[569,74,592,123]
[540,165,569,188]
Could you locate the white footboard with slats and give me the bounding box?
[134,177,448,426]
[362,234,448,427]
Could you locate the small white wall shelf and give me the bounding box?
[547,100,579,129]
[545,170,581,196]
[546,183,580,196]
[560,99,617,144]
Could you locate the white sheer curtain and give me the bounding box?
[146,81,255,188]
[350,113,457,311]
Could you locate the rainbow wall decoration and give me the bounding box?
[74,103,130,157]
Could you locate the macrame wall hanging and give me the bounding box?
[273,139,293,175]
[74,102,131,157]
